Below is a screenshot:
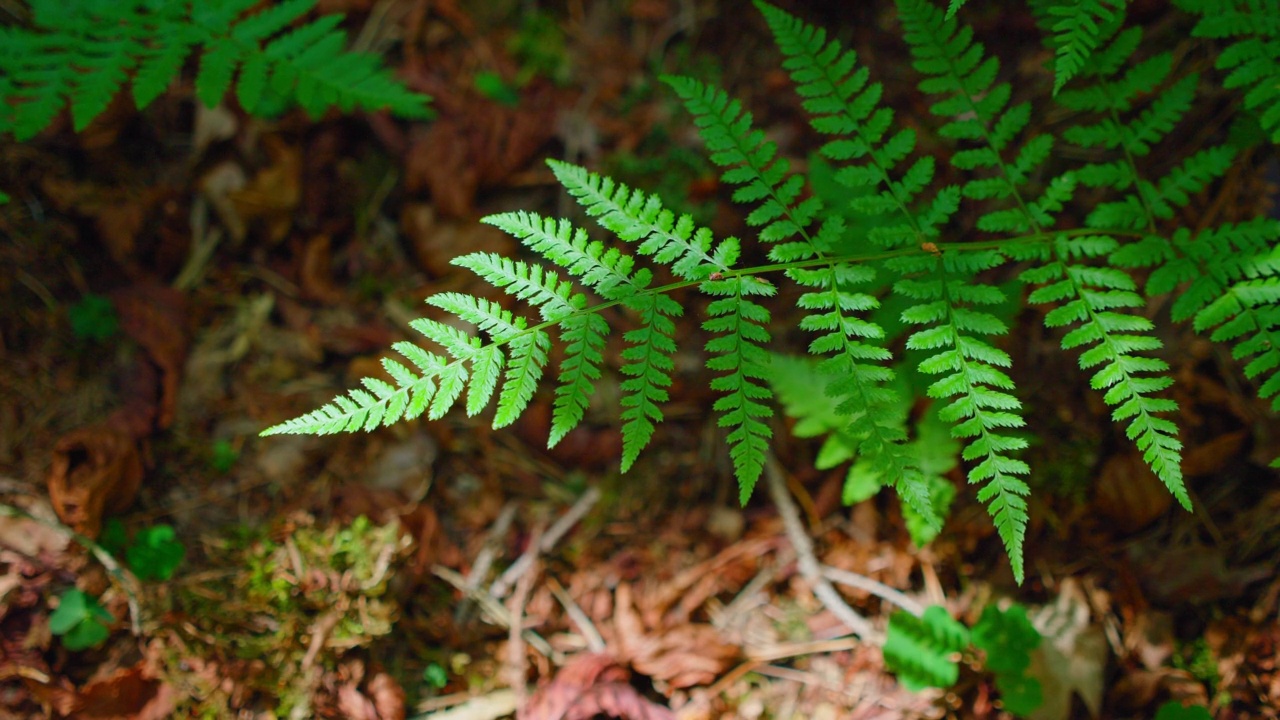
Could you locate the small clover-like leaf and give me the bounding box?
[48,589,113,651]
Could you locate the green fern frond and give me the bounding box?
[756,0,945,250]
[945,0,971,19]
[1046,0,1126,94]
[885,606,971,691]
[1176,0,1280,143]
[894,251,1032,581]
[1129,221,1280,410]
[260,0,1280,587]
[1021,235,1188,506]
[678,5,947,520]
[703,276,777,498]
[0,0,430,141]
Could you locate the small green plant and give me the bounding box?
[423,662,449,691]
[885,603,1042,715]
[67,293,118,342]
[1155,701,1213,720]
[100,518,186,581]
[209,438,240,474]
[48,588,113,651]
[262,0,1280,583]
[0,0,430,143]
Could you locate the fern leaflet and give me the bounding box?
[0,0,430,142]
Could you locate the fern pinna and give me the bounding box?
[264,1,1280,583]
[0,0,430,142]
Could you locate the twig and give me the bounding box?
[456,501,518,623]
[547,575,606,653]
[490,486,600,599]
[432,565,557,661]
[503,540,539,704]
[821,565,926,618]
[763,456,877,642]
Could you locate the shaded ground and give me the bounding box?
[2,1,1280,718]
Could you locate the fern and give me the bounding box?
[0,0,430,142]
[263,0,1280,584]
[884,606,970,691]
[1176,0,1280,143]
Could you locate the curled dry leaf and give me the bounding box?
[519,653,674,720]
[299,234,347,305]
[46,423,143,539]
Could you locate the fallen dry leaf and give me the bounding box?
[1028,580,1108,720]
[111,281,189,431]
[610,583,739,689]
[46,422,143,539]
[403,81,559,218]
[299,234,347,305]
[1092,452,1174,534]
[65,664,177,720]
[228,135,301,244]
[519,653,673,720]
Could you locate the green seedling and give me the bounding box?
[423,662,448,690]
[127,524,186,581]
[210,439,239,474]
[101,518,186,581]
[68,293,118,342]
[49,588,113,651]
[473,70,520,107]
[1155,701,1213,720]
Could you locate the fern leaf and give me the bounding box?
[549,313,609,447]
[945,0,971,18]
[758,1,940,250]
[1023,235,1188,507]
[1177,0,1280,142]
[664,72,823,257]
[884,606,970,691]
[0,0,430,143]
[483,205,644,300]
[550,160,727,280]
[894,251,1031,582]
[619,293,683,472]
[494,330,551,429]
[1047,0,1125,94]
[452,253,579,322]
[703,276,776,499]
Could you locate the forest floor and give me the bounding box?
[2,1,1280,718]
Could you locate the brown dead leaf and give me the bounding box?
[610,584,739,689]
[400,204,517,278]
[46,423,143,539]
[1182,430,1248,477]
[1028,580,1108,720]
[39,178,173,268]
[520,653,673,720]
[404,81,559,218]
[1092,452,1174,534]
[299,234,347,305]
[229,135,301,244]
[111,282,189,431]
[66,664,176,720]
